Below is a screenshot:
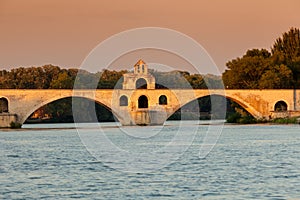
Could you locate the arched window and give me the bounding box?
[159,95,167,105]
[138,95,148,108]
[119,95,128,106]
[274,101,288,112]
[0,97,8,113]
[136,78,147,89]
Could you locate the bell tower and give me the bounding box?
[122,59,155,89]
[134,59,148,75]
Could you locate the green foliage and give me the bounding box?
[10,121,22,129]
[226,112,241,123]
[97,69,127,89]
[271,117,298,124]
[226,112,257,124]
[223,49,272,89]
[184,74,206,89]
[223,27,300,89]
[237,115,257,124]
[272,27,300,88]
[0,65,74,89]
[0,66,222,90]
[150,70,211,89]
[74,70,99,89]
[225,101,257,124]
[50,71,74,89]
[203,74,224,89]
[259,64,293,89]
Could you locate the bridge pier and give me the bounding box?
[0,113,18,128]
[116,109,168,126]
[131,110,167,126]
[293,89,298,111]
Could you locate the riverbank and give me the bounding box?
[227,115,300,124]
[269,117,300,124]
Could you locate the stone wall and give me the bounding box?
[0,113,17,128]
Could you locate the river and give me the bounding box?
[1,121,299,199]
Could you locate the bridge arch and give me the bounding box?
[21,95,117,124]
[224,96,261,118]
[136,78,147,89]
[168,93,262,120]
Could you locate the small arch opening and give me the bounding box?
[138,95,148,108]
[119,95,128,106]
[136,78,147,89]
[0,97,8,113]
[274,101,288,112]
[159,95,167,105]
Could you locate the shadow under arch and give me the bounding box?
[136,78,147,89]
[0,97,9,113]
[138,95,149,108]
[23,96,119,124]
[167,94,259,121]
[274,100,288,112]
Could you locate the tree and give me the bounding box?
[203,74,223,89]
[222,49,271,89]
[184,74,206,89]
[50,71,74,89]
[97,69,127,89]
[259,64,293,89]
[271,27,300,89]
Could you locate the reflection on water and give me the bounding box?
[0,122,299,199]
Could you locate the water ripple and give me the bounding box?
[0,123,300,199]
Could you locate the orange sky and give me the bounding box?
[0,0,299,73]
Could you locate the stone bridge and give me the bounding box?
[1,60,300,127]
[1,89,300,127]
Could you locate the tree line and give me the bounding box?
[0,66,125,89]
[223,27,300,89]
[0,65,224,89]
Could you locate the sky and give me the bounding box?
[0,0,299,73]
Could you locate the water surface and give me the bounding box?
[1,122,299,199]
